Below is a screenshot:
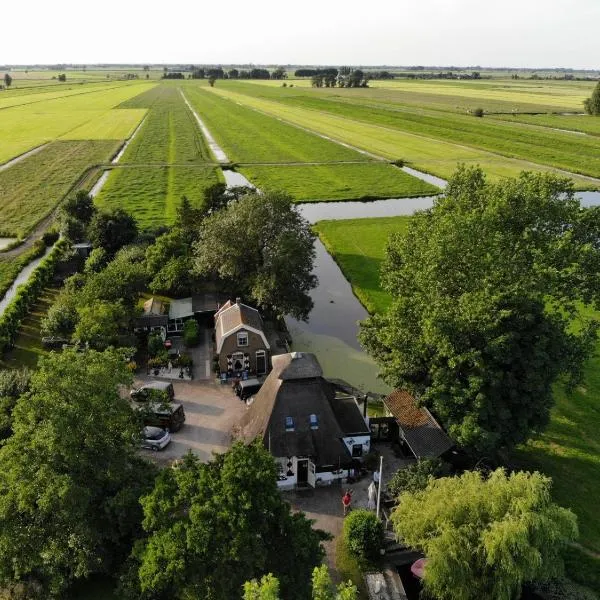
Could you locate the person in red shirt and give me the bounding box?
[342,489,352,516]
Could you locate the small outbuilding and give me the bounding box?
[215,299,270,376]
[380,389,453,460]
[237,352,371,489]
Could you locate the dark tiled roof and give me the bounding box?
[133,315,169,329]
[331,395,370,435]
[215,302,266,351]
[192,293,227,314]
[383,390,453,459]
[238,353,359,467]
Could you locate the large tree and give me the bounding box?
[360,167,600,454]
[88,208,138,256]
[121,442,325,600]
[391,469,578,600]
[583,81,600,115]
[0,350,156,597]
[193,191,317,319]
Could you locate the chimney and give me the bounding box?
[235,297,241,305]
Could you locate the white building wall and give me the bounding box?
[342,434,371,457]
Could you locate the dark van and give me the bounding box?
[234,378,262,401]
[130,381,175,403]
[138,402,186,432]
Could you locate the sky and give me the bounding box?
[1,0,599,69]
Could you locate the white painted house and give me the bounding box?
[237,352,370,489]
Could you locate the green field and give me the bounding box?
[240,163,437,201]
[95,166,221,228]
[204,82,600,188]
[491,113,600,136]
[0,82,153,164]
[0,140,121,237]
[0,242,46,299]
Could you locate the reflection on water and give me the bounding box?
[577,191,600,207]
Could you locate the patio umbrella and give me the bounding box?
[411,558,427,579]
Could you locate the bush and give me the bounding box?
[42,230,60,246]
[472,107,484,117]
[183,319,200,347]
[147,333,164,358]
[343,509,383,562]
[387,458,444,498]
[391,159,405,167]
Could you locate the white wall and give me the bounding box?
[342,434,371,457]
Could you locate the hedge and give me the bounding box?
[0,239,69,354]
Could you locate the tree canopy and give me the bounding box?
[122,442,325,600]
[583,81,600,115]
[88,208,138,256]
[391,469,578,600]
[0,350,156,597]
[360,167,600,454]
[193,191,317,320]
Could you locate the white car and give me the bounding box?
[140,426,171,451]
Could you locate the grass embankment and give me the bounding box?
[0,241,47,299]
[0,82,153,164]
[0,140,121,237]
[95,85,220,228]
[314,215,600,585]
[492,113,600,136]
[208,83,600,188]
[314,217,409,313]
[240,163,436,201]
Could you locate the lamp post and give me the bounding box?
[376,455,383,519]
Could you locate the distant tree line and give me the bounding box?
[162,72,185,79]
[188,66,287,80]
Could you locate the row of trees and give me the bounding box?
[311,69,369,88]
[189,67,287,80]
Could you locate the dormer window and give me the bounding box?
[285,416,295,432]
[237,331,248,347]
[309,414,318,430]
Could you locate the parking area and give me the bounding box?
[135,376,247,465]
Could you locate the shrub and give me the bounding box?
[391,159,405,167]
[387,458,444,498]
[183,319,200,347]
[147,333,164,358]
[472,107,484,117]
[42,230,60,246]
[343,509,383,562]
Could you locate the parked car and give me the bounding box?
[130,381,175,402]
[41,336,70,350]
[234,378,262,401]
[137,402,186,432]
[140,426,171,451]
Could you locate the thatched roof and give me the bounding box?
[238,353,362,467]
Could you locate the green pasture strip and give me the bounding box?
[239,163,437,202]
[117,83,172,108]
[240,79,591,115]
[208,85,600,189]
[314,217,411,314]
[218,83,600,180]
[95,165,220,229]
[0,83,155,164]
[491,113,600,136]
[117,86,211,164]
[0,243,46,299]
[182,84,372,164]
[0,140,120,237]
[272,95,600,179]
[60,108,147,140]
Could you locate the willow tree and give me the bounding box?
[360,167,600,454]
[392,469,578,600]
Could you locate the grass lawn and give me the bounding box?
[240,163,438,201]
[0,140,121,237]
[314,217,410,314]
[0,285,61,369]
[95,166,221,228]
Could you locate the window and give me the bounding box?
[237,331,248,347]
[309,414,318,430]
[256,350,267,375]
[352,444,363,458]
[285,416,295,431]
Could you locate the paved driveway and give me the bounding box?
[135,377,246,465]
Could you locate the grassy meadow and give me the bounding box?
[0,82,153,164]
[204,81,600,188]
[0,140,121,237]
[0,242,47,299]
[240,163,437,201]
